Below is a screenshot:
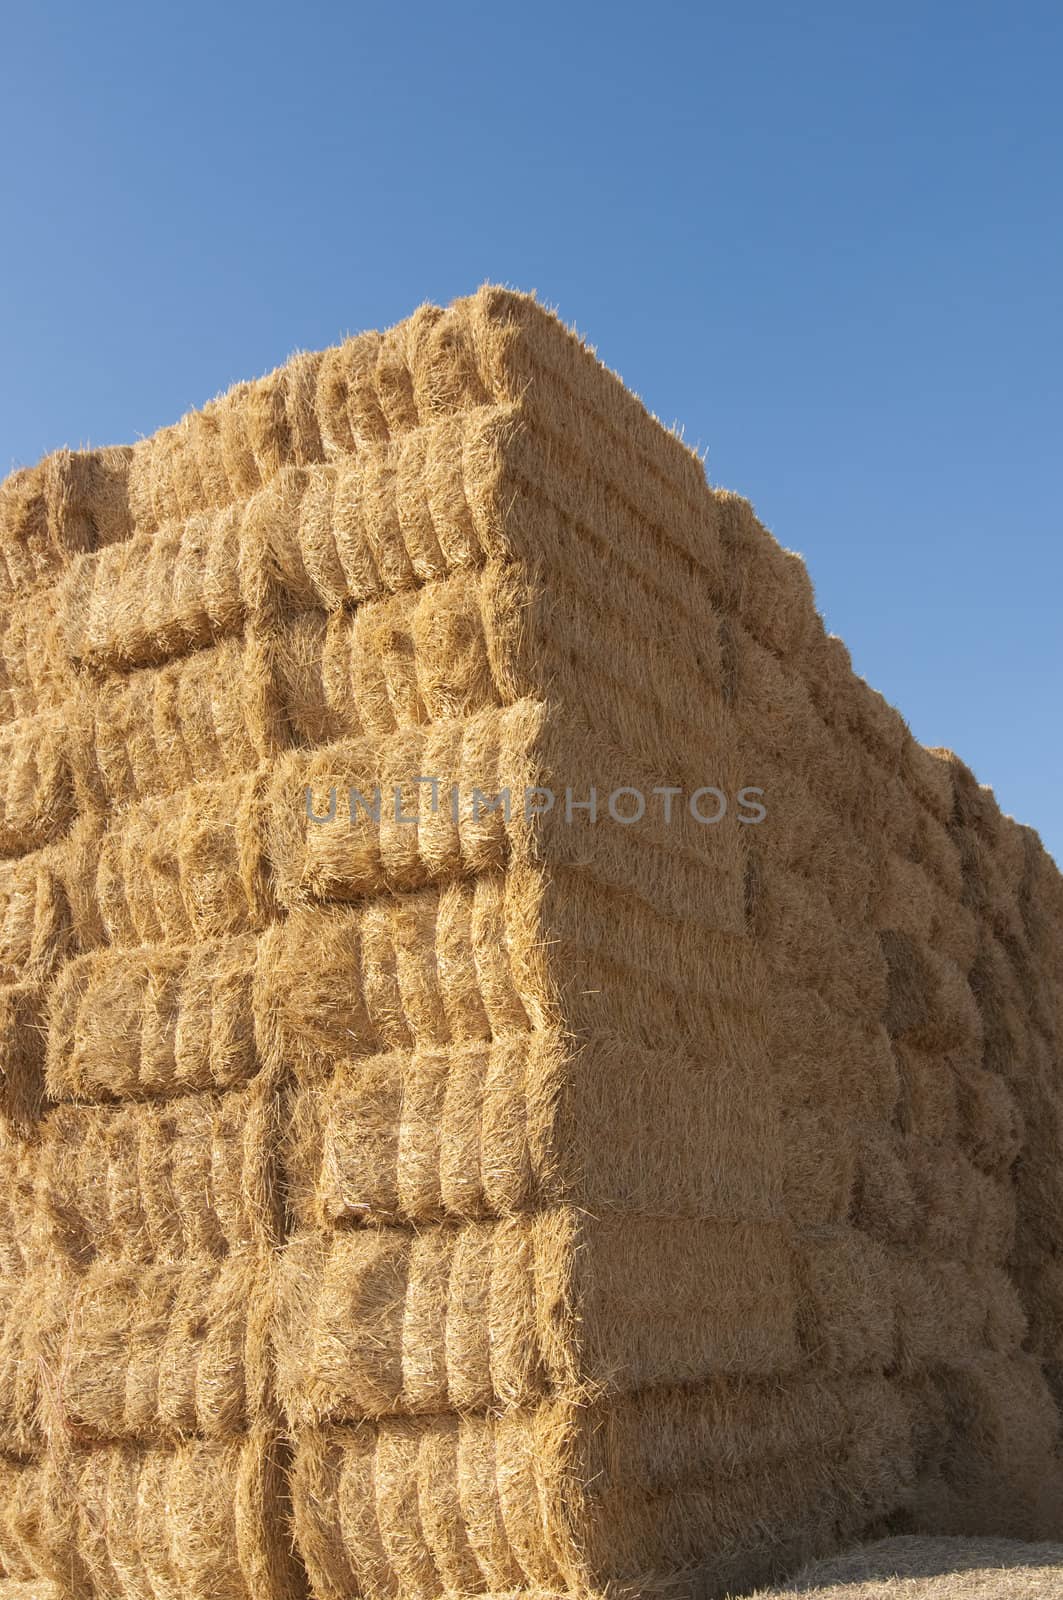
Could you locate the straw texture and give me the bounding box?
[0,285,1060,1598]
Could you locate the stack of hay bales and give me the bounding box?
[0,286,1059,1599]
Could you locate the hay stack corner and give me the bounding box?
[0,285,1060,1599]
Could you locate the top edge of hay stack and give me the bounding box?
[0,285,1060,1600]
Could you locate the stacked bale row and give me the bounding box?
[0,287,1059,1600]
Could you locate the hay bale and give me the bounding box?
[0,983,46,1133]
[283,1027,782,1230]
[274,1215,801,1425]
[46,934,259,1100]
[0,1432,302,1599]
[0,446,132,607]
[33,1254,268,1443]
[37,1083,280,1264]
[0,717,75,859]
[290,1377,915,1600]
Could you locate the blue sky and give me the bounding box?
[2,2,1060,861]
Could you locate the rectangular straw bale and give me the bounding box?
[892,1038,963,1143]
[752,863,887,1020]
[891,1257,1027,1371]
[93,769,273,947]
[903,1138,1016,1262]
[765,994,900,1123]
[274,1213,800,1425]
[126,345,328,530]
[793,1226,895,1375]
[285,1026,783,1230]
[37,1080,280,1264]
[275,701,748,934]
[0,599,68,728]
[0,1133,40,1284]
[0,1430,302,1600]
[59,505,247,675]
[0,717,74,859]
[742,760,878,919]
[778,1109,857,1227]
[543,866,764,1049]
[46,933,259,1101]
[290,1373,913,1600]
[0,446,132,606]
[0,1273,45,1458]
[0,821,105,986]
[34,1253,270,1443]
[259,873,540,1074]
[904,738,956,824]
[880,929,983,1053]
[267,700,544,907]
[69,634,258,812]
[281,411,505,607]
[906,1354,1063,1538]
[0,984,46,1134]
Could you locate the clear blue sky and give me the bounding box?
[2,2,1060,862]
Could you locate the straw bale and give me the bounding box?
[275,1214,800,1424]
[34,1253,268,1443]
[793,1226,895,1375]
[0,1126,39,1282]
[766,997,900,1124]
[714,493,819,660]
[0,1431,302,1599]
[904,1140,1016,1262]
[892,1040,961,1144]
[891,1257,1026,1373]
[0,446,132,606]
[260,874,537,1075]
[268,700,544,908]
[848,1126,920,1246]
[754,865,887,1020]
[126,348,327,533]
[0,599,68,728]
[906,1355,1063,1538]
[744,760,877,921]
[0,984,46,1134]
[780,1112,857,1227]
[92,769,273,946]
[0,823,104,987]
[46,933,258,1101]
[283,407,507,608]
[290,1375,914,1600]
[37,1081,279,1265]
[59,505,246,674]
[0,465,47,603]
[0,718,74,860]
[0,1273,45,1458]
[285,1025,782,1231]
[880,931,982,1053]
[69,634,256,811]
